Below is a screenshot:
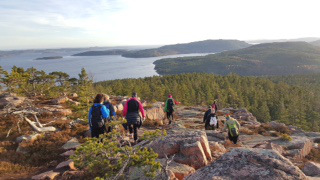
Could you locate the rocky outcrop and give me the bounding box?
[16,133,41,143]
[303,161,320,177]
[167,161,195,180]
[145,102,165,126]
[148,129,212,169]
[56,160,76,171]
[0,93,25,109]
[272,136,313,160]
[31,170,60,180]
[62,138,80,150]
[186,148,307,180]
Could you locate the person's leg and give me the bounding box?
[228,132,233,142]
[133,123,138,141]
[128,123,133,134]
[91,128,98,138]
[233,135,239,144]
[168,111,173,124]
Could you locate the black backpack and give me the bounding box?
[168,99,174,111]
[91,105,105,128]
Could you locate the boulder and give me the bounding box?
[60,150,75,157]
[186,148,307,180]
[265,142,284,155]
[232,108,257,122]
[168,161,195,180]
[62,138,81,150]
[116,103,124,112]
[145,103,165,126]
[56,160,76,171]
[16,133,41,143]
[0,93,25,109]
[273,136,313,160]
[209,141,227,154]
[303,161,320,177]
[148,129,212,169]
[32,170,60,180]
[51,96,71,105]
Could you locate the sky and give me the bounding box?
[0,0,320,50]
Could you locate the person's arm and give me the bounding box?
[123,100,129,117]
[101,105,110,119]
[223,121,228,131]
[88,107,93,127]
[236,120,241,129]
[138,100,146,118]
[109,103,116,117]
[203,110,209,123]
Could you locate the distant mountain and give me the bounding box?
[72,49,128,56]
[122,40,251,58]
[247,37,320,44]
[35,56,63,60]
[310,40,320,47]
[154,42,320,76]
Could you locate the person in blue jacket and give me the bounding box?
[88,94,110,138]
[103,94,116,133]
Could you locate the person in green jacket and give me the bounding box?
[223,114,241,144]
[164,94,176,125]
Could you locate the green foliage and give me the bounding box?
[280,133,293,141]
[154,42,320,76]
[77,68,94,105]
[96,73,320,131]
[141,129,167,141]
[71,129,163,179]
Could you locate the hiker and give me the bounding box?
[123,92,145,143]
[223,114,240,144]
[88,94,110,138]
[103,94,116,133]
[164,94,177,124]
[204,106,219,130]
[212,100,218,112]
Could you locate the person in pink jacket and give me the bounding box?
[123,92,145,142]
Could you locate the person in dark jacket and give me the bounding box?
[88,94,110,138]
[123,92,145,143]
[204,106,219,130]
[164,94,177,125]
[103,94,116,133]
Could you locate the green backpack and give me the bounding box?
[227,121,239,137]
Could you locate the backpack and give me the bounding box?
[91,105,105,128]
[167,99,174,111]
[103,101,115,120]
[228,121,239,137]
[209,116,217,126]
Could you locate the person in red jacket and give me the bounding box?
[123,92,145,143]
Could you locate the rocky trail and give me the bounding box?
[1,93,320,179]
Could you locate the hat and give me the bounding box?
[168,94,172,98]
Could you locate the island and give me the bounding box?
[35,56,63,60]
[72,49,128,56]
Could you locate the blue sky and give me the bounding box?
[1,0,320,50]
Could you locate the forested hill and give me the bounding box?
[154,42,320,76]
[96,73,320,131]
[121,39,251,58]
[311,40,320,47]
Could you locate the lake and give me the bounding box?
[0,50,208,82]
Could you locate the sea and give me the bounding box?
[0,48,208,82]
